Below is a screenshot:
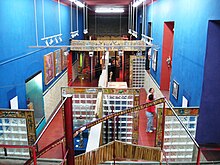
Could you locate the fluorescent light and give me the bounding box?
[133,0,145,7]
[69,0,85,8]
[95,8,124,13]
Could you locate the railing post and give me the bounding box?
[196,148,201,165]
[32,146,37,165]
[64,95,74,165]
[161,102,166,150]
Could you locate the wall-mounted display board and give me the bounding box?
[54,49,62,76]
[0,109,36,157]
[44,52,55,85]
[71,40,146,51]
[152,49,158,71]
[156,107,199,162]
[129,56,146,88]
[61,47,68,70]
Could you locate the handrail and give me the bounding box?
[24,136,65,165]
[61,149,69,165]
[73,97,165,133]
[162,149,169,165]
[164,99,200,148]
[0,144,37,165]
[34,97,68,145]
[37,136,65,157]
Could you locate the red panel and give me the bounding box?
[67,52,73,86]
[160,22,174,90]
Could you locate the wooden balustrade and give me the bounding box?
[75,140,162,165]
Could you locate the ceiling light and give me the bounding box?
[59,36,62,42]
[69,0,85,8]
[49,38,53,45]
[133,0,145,7]
[95,8,124,13]
[55,37,59,43]
[45,40,49,46]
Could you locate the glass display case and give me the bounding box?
[164,115,197,162]
[129,56,146,88]
[0,118,29,156]
[72,93,97,130]
[102,94,134,144]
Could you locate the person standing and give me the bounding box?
[147,88,155,99]
[146,94,156,133]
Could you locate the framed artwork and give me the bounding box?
[61,47,68,70]
[54,49,62,76]
[152,49,158,71]
[44,52,55,85]
[172,80,179,99]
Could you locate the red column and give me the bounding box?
[68,51,73,86]
[64,95,74,165]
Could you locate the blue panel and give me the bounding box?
[36,117,46,136]
[196,21,220,144]
[0,0,84,108]
[145,0,220,107]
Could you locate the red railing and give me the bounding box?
[1,95,219,165]
[0,144,37,165]
[0,97,68,165]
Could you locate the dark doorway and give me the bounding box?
[25,72,44,125]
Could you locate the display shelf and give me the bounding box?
[164,142,194,146]
[129,56,146,88]
[164,149,193,152]
[102,93,134,144]
[0,118,29,157]
[163,115,197,162]
[72,93,98,129]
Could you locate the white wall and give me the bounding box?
[43,62,78,120]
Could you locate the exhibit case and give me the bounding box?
[0,109,36,157]
[156,107,199,162]
[102,88,140,144]
[129,55,146,88]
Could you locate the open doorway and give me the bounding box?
[146,22,152,72]
[25,72,44,125]
[160,22,175,99]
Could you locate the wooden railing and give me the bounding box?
[75,140,162,165]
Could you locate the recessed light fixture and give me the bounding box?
[95,8,124,13]
[69,0,85,8]
[133,0,145,7]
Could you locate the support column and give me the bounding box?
[64,95,74,165]
[68,51,73,86]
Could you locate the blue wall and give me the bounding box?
[0,0,84,109]
[145,0,220,144]
[146,0,220,106]
[196,21,220,144]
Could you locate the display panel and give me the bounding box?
[44,52,55,85]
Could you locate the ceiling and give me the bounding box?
[60,0,153,13]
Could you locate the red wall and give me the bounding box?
[160,22,174,90]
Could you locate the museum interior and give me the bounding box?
[0,0,220,164]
